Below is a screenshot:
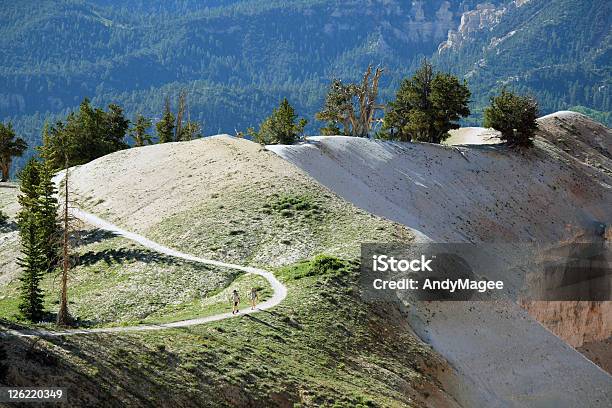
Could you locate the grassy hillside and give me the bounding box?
[1,255,458,407]
[2,179,268,329]
[0,227,263,327]
[0,136,457,405]
[1,136,417,328]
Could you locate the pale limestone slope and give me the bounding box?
[65,135,417,267]
[268,112,612,407]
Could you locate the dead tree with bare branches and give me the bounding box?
[316,65,384,137]
[175,89,187,142]
[56,157,70,326]
[55,155,81,326]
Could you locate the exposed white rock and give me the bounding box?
[268,112,612,406]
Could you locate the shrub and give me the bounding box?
[279,255,353,281]
[310,254,348,276]
[269,195,317,214]
[280,209,294,218]
[248,98,307,145]
[484,88,539,147]
[383,59,471,143]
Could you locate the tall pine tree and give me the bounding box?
[36,162,59,272]
[17,210,46,322]
[16,159,45,322]
[17,159,40,218]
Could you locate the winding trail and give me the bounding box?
[2,208,287,338]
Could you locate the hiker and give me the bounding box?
[248,287,259,310]
[232,289,240,314]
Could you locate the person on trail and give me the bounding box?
[232,289,241,314]
[248,287,259,310]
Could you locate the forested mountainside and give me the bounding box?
[1,0,609,172]
[435,0,611,122]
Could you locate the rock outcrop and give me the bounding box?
[438,1,532,53]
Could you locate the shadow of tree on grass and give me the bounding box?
[78,247,202,268]
[76,228,118,247]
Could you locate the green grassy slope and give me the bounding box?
[0,136,459,405]
[1,259,456,407]
[0,180,267,328]
[0,227,250,327]
[147,185,414,268]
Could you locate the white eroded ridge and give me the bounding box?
[2,208,287,337]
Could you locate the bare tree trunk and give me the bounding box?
[356,66,372,137]
[366,68,384,128]
[175,89,187,142]
[348,111,358,136]
[354,65,384,137]
[56,157,70,326]
[341,118,351,136]
[0,161,9,182]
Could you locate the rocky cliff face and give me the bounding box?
[522,301,612,348]
[402,0,455,43]
[519,112,612,353]
[438,1,533,52]
[438,3,506,52]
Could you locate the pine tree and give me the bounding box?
[105,104,131,150]
[319,122,341,136]
[17,210,46,322]
[130,114,153,147]
[17,159,41,220]
[316,79,353,135]
[156,96,175,143]
[16,159,45,322]
[248,98,307,145]
[430,73,471,141]
[0,122,28,182]
[36,162,59,273]
[177,121,202,141]
[383,60,471,143]
[39,99,129,170]
[483,89,539,147]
